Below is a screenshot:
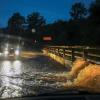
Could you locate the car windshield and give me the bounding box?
[0,0,100,99]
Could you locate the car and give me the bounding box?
[0,43,21,58]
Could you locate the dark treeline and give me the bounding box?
[2,0,100,46]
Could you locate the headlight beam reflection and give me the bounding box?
[1,60,23,98]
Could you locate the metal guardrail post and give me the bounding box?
[58,48,60,56]
[63,48,66,66]
[83,48,88,60]
[63,48,65,58]
[71,48,75,62]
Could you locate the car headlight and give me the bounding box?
[4,50,9,55]
[15,50,20,56]
[0,53,2,56]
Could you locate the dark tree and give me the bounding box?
[89,0,100,23]
[43,20,68,45]
[87,0,100,46]
[70,2,87,20]
[8,12,25,36]
[27,12,45,40]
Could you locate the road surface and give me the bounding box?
[0,51,70,99]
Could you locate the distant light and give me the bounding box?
[43,36,52,41]
[33,40,37,43]
[32,29,36,33]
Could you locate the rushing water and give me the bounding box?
[0,55,69,99]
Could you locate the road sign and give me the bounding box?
[43,36,52,41]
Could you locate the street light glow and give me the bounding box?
[32,29,36,33]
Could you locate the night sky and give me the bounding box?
[0,0,92,27]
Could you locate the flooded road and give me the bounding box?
[0,52,70,99]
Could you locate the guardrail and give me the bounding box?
[43,46,100,64]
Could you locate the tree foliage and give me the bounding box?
[70,2,87,20]
[89,0,100,23]
[8,12,25,36]
[5,0,100,46]
[26,12,46,41]
[27,12,45,33]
